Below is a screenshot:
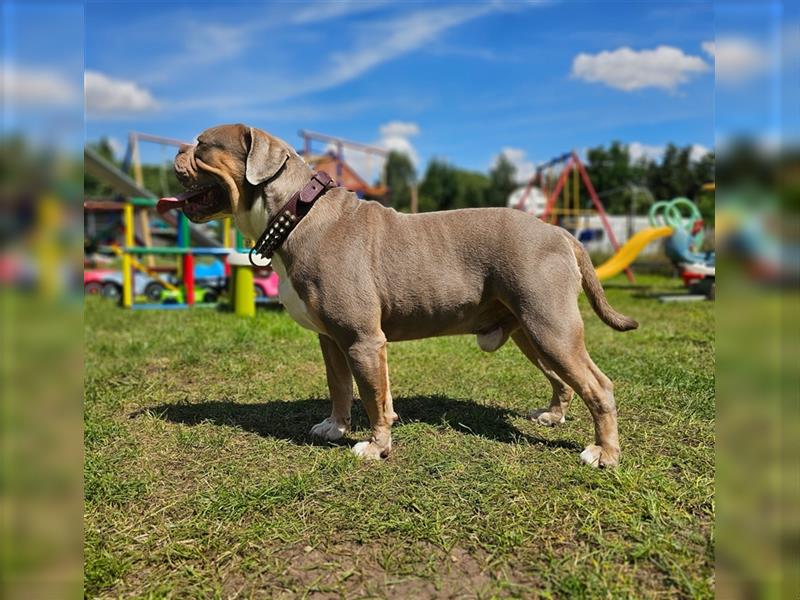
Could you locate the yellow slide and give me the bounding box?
[595,226,673,280]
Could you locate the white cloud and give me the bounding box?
[85,70,159,116]
[291,0,388,25]
[628,142,666,163]
[495,147,537,183]
[689,143,711,161]
[571,45,710,92]
[705,37,770,85]
[379,121,421,166]
[2,65,78,107]
[105,136,125,159]
[268,4,495,102]
[184,23,249,61]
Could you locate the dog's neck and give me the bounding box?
[234,155,354,263]
[234,154,311,241]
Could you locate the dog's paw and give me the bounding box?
[310,417,348,441]
[579,444,620,468]
[351,440,389,460]
[529,408,566,427]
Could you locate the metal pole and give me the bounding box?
[122,203,134,308]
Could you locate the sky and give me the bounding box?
[78,1,776,182]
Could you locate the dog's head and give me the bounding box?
[162,123,294,223]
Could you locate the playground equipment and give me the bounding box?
[513,151,634,282]
[113,198,233,309]
[592,197,714,290]
[85,141,276,313]
[594,226,674,280]
[649,197,715,297]
[299,130,388,200]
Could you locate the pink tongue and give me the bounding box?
[157,187,209,215]
[157,197,186,215]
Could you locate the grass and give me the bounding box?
[84,274,714,598]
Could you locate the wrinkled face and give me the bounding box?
[171,124,248,223]
[168,123,290,224]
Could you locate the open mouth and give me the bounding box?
[157,184,228,222]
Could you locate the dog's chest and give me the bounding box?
[271,255,325,334]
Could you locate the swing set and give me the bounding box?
[298,130,389,200]
[514,151,633,282]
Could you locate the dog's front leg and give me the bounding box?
[345,334,393,460]
[310,334,353,441]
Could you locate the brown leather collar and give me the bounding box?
[249,171,334,267]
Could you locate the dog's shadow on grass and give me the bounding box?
[139,395,580,451]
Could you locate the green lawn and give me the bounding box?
[85,275,714,598]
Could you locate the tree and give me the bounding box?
[418,158,458,211]
[453,170,491,209]
[486,154,517,207]
[383,151,416,211]
[586,141,642,214]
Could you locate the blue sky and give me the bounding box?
[82,1,720,180]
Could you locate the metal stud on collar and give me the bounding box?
[248,210,299,267]
[248,172,332,268]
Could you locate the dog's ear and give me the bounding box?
[245,127,289,186]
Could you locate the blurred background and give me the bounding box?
[1,0,798,597]
[2,1,83,599]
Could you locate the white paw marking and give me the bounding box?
[580,445,602,468]
[351,441,378,459]
[309,417,348,441]
[351,441,387,460]
[477,327,505,352]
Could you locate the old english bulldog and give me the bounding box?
[160,124,638,467]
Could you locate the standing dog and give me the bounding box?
[166,124,638,467]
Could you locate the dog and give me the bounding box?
[166,124,638,467]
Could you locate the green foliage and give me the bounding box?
[383,151,416,211]
[418,158,459,211]
[411,142,713,217]
[487,153,517,207]
[417,158,493,212]
[82,136,715,222]
[585,141,715,217]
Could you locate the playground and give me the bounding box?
[85,273,713,597]
[82,128,716,597]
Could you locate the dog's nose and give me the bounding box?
[174,151,193,185]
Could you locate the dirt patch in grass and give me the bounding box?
[249,541,498,598]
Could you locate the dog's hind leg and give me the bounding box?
[344,333,394,460]
[511,330,574,426]
[516,306,620,468]
[310,334,353,441]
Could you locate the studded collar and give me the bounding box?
[249,171,335,267]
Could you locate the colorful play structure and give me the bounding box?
[511,151,715,294]
[84,129,393,315]
[84,138,265,314]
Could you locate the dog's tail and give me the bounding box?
[568,235,639,332]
